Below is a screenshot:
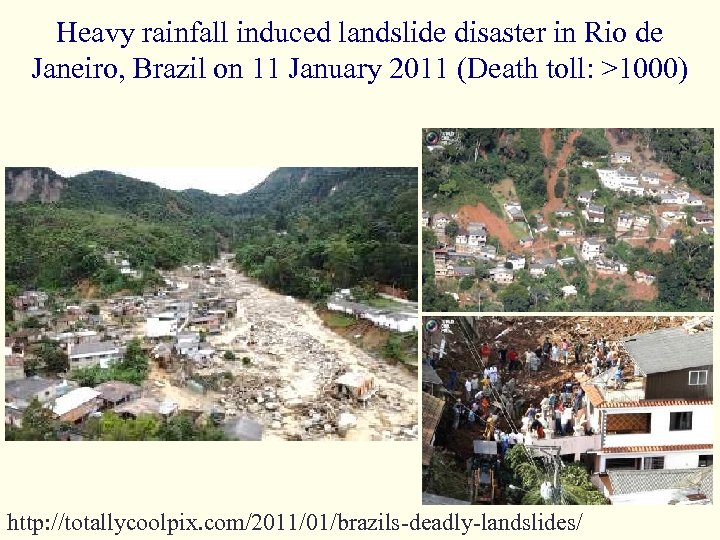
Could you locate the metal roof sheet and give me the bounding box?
[623,327,713,374]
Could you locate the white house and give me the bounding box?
[583,204,605,224]
[531,324,713,503]
[432,213,450,231]
[68,341,122,370]
[661,211,687,222]
[506,254,526,271]
[557,227,575,237]
[455,222,487,253]
[686,194,704,206]
[617,213,635,232]
[640,171,661,185]
[634,215,651,230]
[529,264,546,278]
[478,245,497,261]
[561,285,577,297]
[581,238,603,261]
[611,151,632,164]
[620,183,645,197]
[492,269,514,284]
[555,208,574,218]
[577,191,594,205]
[692,212,713,225]
[175,332,200,356]
[422,211,430,227]
[146,313,179,338]
[660,193,682,205]
[504,201,525,222]
[584,326,713,479]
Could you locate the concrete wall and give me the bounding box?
[146,317,178,338]
[598,450,706,472]
[603,404,713,448]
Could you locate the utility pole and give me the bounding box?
[533,445,563,505]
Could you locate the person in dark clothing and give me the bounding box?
[447,368,458,391]
[574,340,583,364]
[508,347,519,371]
[498,343,508,368]
[542,337,552,364]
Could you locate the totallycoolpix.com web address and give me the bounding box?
[5,511,583,536]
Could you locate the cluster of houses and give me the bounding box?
[580,237,655,282]
[4,264,240,431]
[423,147,712,306]
[5,374,179,429]
[326,290,419,333]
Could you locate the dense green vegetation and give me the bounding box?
[573,128,611,158]
[501,445,606,505]
[642,129,714,196]
[423,128,547,213]
[5,204,212,295]
[5,167,417,302]
[232,168,417,300]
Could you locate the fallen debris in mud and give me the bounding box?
[149,261,418,441]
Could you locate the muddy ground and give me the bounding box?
[146,262,418,441]
[428,315,698,459]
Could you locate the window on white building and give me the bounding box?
[698,455,713,468]
[643,456,665,470]
[688,370,708,385]
[669,411,693,431]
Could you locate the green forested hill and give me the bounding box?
[5,167,417,301]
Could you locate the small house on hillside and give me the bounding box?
[611,151,632,164]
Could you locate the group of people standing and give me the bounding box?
[441,332,625,445]
[524,381,588,440]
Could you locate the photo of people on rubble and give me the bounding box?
[422,316,713,505]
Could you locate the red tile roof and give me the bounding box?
[603,399,713,408]
[581,384,605,407]
[585,394,713,408]
[579,379,712,409]
[600,444,712,454]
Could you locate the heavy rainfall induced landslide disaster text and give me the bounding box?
[28,19,688,85]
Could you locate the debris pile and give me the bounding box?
[154,264,418,441]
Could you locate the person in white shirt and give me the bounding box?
[489,366,498,385]
[540,396,550,420]
[464,378,472,400]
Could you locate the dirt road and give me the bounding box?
[542,129,581,221]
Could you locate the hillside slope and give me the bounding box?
[5,167,417,301]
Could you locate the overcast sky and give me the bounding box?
[50,167,277,195]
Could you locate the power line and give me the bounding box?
[454,317,549,479]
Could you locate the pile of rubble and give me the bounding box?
[177,267,419,441]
